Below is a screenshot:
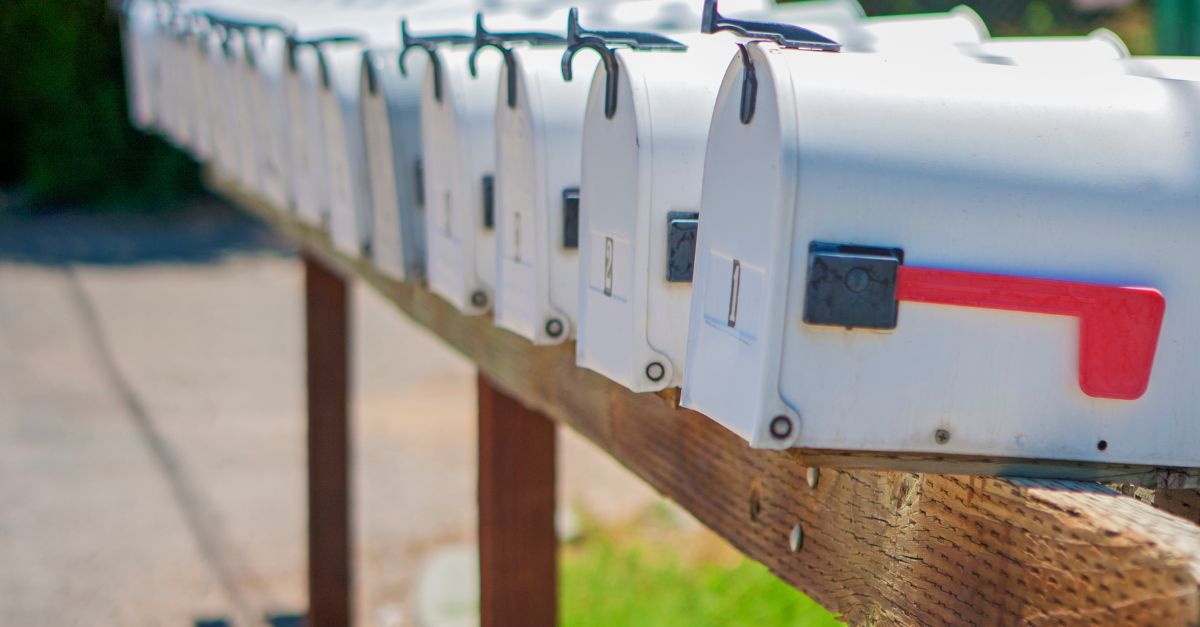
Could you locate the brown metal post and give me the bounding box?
[477,374,558,627]
[304,253,352,627]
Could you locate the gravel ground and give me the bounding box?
[0,202,658,626]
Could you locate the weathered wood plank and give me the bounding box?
[221,178,1200,625]
[477,374,557,627]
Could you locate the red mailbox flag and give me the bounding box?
[896,266,1166,400]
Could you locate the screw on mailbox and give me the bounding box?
[645,362,666,383]
[471,290,489,309]
[935,429,951,445]
[545,318,565,339]
[789,524,804,553]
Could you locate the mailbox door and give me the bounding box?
[362,49,425,281]
[682,47,798,448]
[252,32,293,210]
[577,39,732,391]
[188,30,215,161]
[207,34,243,182]
[229,31,263,193]
[494,48,593,344]
[285,46,333,228]
[321,46,374,257]
[421,47,500,315]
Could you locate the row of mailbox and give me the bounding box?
[123,0,1200,470]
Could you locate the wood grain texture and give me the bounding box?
[1159,491,1200,526]
[222,179,1200,625]
[478,374,557,627]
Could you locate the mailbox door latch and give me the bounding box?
[803,242,903,330]
[562,187,580,249]
[666,211,700,283]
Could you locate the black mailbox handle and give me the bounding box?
[560,7,686,119]
[286,33,363,73]
[701,0,840,52]
[397,19,474,102]
[467,13,566,109]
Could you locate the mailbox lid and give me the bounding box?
[577,36,738,391]
[741,45,1199,465]
[494,46,595,344]
[421,46,501,314]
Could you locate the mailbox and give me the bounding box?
[284,33,360,228]
[202,21,247,183]
[119,0,161,131]
[491,28,590,343]
[414,34,507,315]
[226,26,266,192]
[573,21,736,389]
[319,40,378,256]
[681,23,1198,469]
[362,45,428,280]
[205,15,297,211]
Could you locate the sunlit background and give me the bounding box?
[0,1,1185,625]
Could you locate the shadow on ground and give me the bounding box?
[0,196,292,265]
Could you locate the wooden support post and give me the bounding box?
[304,253,352,627]
[477,374,557,627]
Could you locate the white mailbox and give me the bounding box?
[319,40,378,256]
[362,44,428,280]
[202,21,248,183]
[226,26,267,192]
[681,29,1200,469]
[491,26,591,343]
[283,32,361,228]
[573,22,737,390]
[119,0,161,131]
[224,18,294,210]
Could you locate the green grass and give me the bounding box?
[561,524,843,627]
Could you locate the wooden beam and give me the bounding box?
[224,178,1200,625]
[304,252,353,627]
[477,374,557,627]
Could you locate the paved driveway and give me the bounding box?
[0,202,656,626]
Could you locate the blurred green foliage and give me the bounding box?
[853,0,1156,54]
[561,525,843,627]
[0,0,199,210]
